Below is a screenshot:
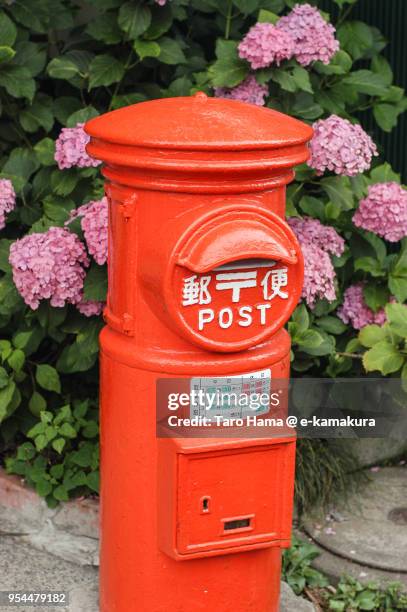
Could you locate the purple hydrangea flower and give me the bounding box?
[278,3,339,66]
[9,227,89,310]
[288,216,345,308]
[337,283,391,330]
[308,115,378,177]
[0,178,16,229]
[214,75,268,106]
[238,22,295,69]
[55,123,101,170]
[76,298,104,317]
[353,182,407,242]
[74,197,108,265]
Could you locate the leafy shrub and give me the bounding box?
[0,0,406,505]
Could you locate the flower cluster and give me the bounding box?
[214,75,268,106]
[9,227,89,310]
[238,23,294,69]
[308,115,378,177]
[277,3,339,66]
[76,298,104,317]
[55,123,101,170]
[0,178,16,229]
[337,283,389,329]
[353,182,407,242]
[155,0,168,5]
[288,217,345,308]
[238,4,339,70]
[73,197,108,265]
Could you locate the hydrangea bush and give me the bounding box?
[0,0,407,506]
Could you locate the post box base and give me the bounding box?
[99,347,293,612]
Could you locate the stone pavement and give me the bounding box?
[0,531,315,612]
[302,466,407,590]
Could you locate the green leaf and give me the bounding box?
[388,275,407,303]
[0,381,16,424]
[118,1,152,39]
[373,103,403,132]
[50,169,78,198]
[144,3,172,39]
[209,40,248,87]
[87,470,100,493]
[66,106,99,127]
[133,39,161,60]
[20,95,54,133]
[52,438,66,454]
[314,50,352,75]
[233,0,260,13]
[43,196,75,224]
[7,349,25,373]
[17,442,36,461]
[47,57,79,80]
[370,163,400,183]
[2,147,39,181]
[320,176,354,211]
[0,65,35,101]
[359,324,388,348]
[36,479,53,497]
[83,264,108,302]
[371,55,393,87]
[36,364,61,394]
[0,46,15,64]
[258,9,279,24]
[53,485,69,501]
[29,391,47,417]
[343,70,388,97]
[0,239,12,273]
[14,41,46,77]
[291,66,313,94]
[296,329,324,349]
[291,304,309,334]
[337,21,373,60]
[299,196,325,220]
[88,55,125,89]
[316,316,347,335]
[158,37,186,65]
[70,443,94,467]
[354,256,384,277]
[0,11,17,46]
[363,340,404,375]
[363,284,389,312]
[86,14,122,44]
[59,422,77,439]
[34,138,55,166]
[0,367,8,389]
[385,303,407,337]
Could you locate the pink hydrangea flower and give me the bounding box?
[238,22,295,69]
[288,217,345,308]
[76,298,104,317]
[353,182,407,242]
[155,0,168,4]
[214,75,268,106]
[278,3,339,66]
[74,197,108,265]
[0,178,16,229]
[9,227,89,310]
[55,123,101,170]
[337,283,390,330]
[308,115,378,177]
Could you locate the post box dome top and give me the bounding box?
[86,92,312,152]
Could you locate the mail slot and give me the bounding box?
[85,94,312,612]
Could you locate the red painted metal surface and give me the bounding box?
[85,93,312,612]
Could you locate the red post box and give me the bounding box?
[85,93,312,612]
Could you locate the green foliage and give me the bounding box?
[0,0,406,507]
[327,576,407,611]
[282,536,329,595]
[283,539,407,610]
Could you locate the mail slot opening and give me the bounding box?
[201,497,210,513]
[224,518,251,531]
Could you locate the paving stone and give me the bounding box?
[301,466,407,590]
[279,581,316,612]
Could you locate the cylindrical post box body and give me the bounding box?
[86,94,312,612]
